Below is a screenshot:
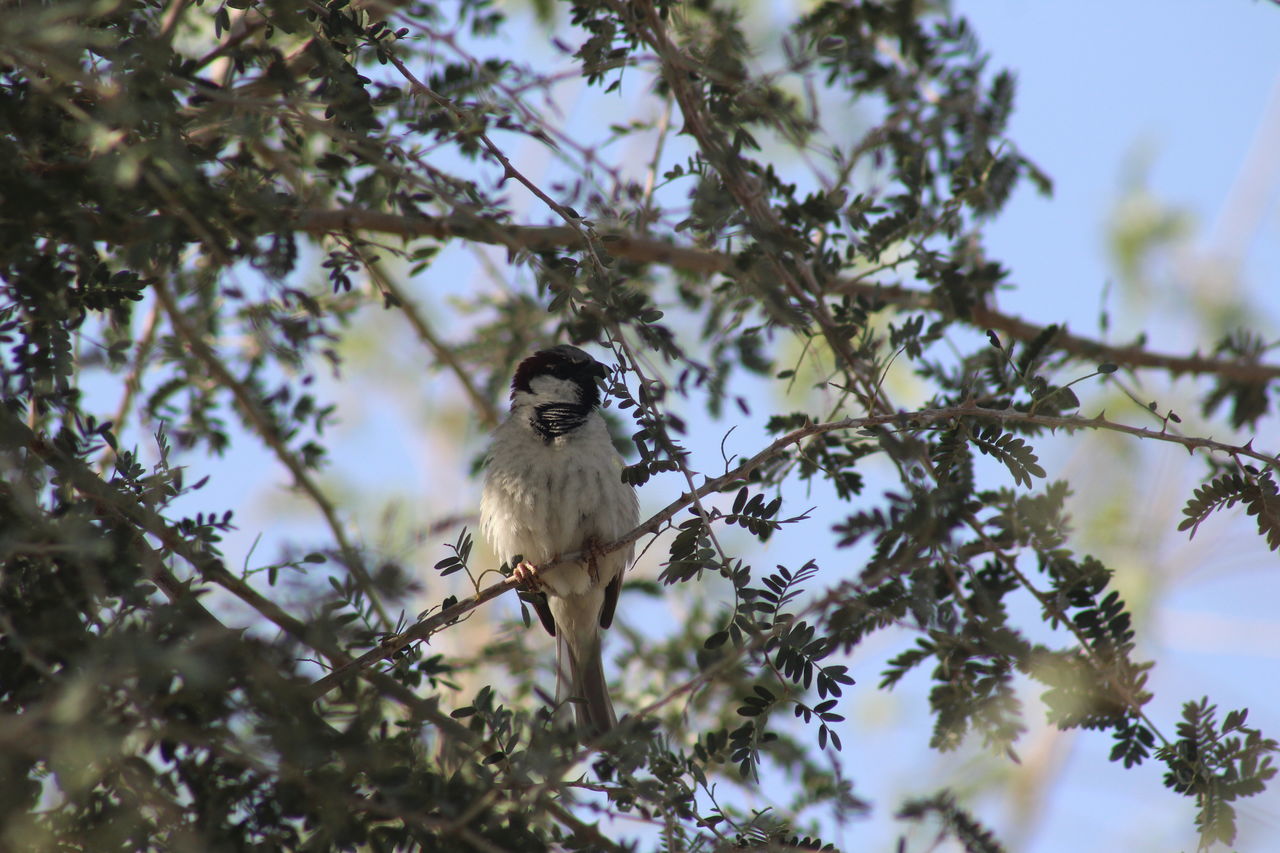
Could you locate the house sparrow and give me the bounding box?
[479,345,639,736]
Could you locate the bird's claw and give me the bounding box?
[583,539,604,585]
[511,560,543,590]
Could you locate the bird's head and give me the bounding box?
[510,345,608,409]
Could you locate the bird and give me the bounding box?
[479,344,639,737]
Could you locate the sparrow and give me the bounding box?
[479,345,639,736]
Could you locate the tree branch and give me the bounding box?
[307,401,1279,697]
[152,278,393,627]
[293,207,728,272]
[289,206,1280,387]
[0,397,476,744]
[352,245,501,430]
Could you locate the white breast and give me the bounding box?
[480,410,638,597]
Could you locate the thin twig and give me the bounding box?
[639,95,674,227]
[385,55,593,236]
[356,248,500,429]
[98,294,162,473]
[152,278,393,627]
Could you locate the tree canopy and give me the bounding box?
[1,1,1277,851]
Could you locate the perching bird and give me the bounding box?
[479,345,639,736]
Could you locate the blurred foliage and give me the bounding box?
[0,1,1277,851]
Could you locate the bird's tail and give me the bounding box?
[555,627,616,737]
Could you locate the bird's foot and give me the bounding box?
[583,539,605,585]
[511,560,544,590]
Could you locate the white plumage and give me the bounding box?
[479,346,638,736]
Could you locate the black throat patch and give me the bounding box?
[531,403,589,441]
